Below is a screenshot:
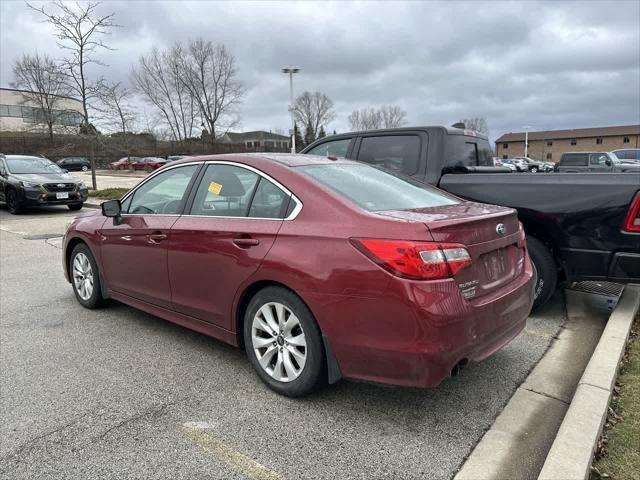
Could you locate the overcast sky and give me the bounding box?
[1,0,639,141]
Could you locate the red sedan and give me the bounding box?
[131,156,168,172]
[63,154,535,397]
[109,156,140,170]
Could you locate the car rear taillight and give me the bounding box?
[623,193,640,232]
[351,238,472,280]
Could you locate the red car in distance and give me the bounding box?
[63,154,535,397]
[131,156,168,172]
[109,156,140,170]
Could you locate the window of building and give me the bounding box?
[246,141,253,148]
[546,140,553,146]
[503,143,508,149]
[502,154,508,159]
[546,153,552,160]
[623,136,630,144]
[254,141,260,148]
[571,139,577,145]
[596,138,603,145]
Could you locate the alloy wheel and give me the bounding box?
[73,252,94,301]
[251,302,307,382]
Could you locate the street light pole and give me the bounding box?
[282,66,300,154]
[523,125,532,157]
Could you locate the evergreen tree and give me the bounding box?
[294,123,304,152]
[304,122,315,147]
[318,126,326,139]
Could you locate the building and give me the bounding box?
[0,87,84,134]
[220,130,290,150]
[495,125,640,162]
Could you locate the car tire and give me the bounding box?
[70,243,106,309]
[144,165,153,173]
[82,165,89,171]
[527,236,557,310]
[68,203,83,211]
[6,189,23,214]
[243,286,326,397]
[530,167,538,173]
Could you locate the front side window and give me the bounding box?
[300,164,458,212]
[307,138,352,158]
[127,165,198,215]
[589,153,608,165]
[190,164,260,217]
[357,135,421,175]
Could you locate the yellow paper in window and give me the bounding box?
[208,182,223,195]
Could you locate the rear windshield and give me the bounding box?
[299,164,459,212]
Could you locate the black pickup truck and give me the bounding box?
[302,126,640,309]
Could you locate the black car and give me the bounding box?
[0,154,88,214]
[302,126,640,309]
[57,156,91,172]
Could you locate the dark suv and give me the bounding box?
[0,154,88,213]
[57,157,91,172]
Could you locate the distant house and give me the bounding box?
[220,130,290,150]
[495,125,640,162]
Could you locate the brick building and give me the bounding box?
[495,125,640,162]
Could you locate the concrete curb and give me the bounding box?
[538,285,640,480]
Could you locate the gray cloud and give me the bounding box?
[1,0,639,141]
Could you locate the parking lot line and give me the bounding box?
[181,423,285,480]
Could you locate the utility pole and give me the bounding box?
[523,125,532,157]
[282,66,300,153]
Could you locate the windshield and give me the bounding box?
[6,156,64,174]
[299,163,459,212]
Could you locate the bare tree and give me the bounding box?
[11,53,72,140]
[293,91,335,141]
[27,1,120,129]
[94,80,136,134]
[348,107,382,131]
[348,105,407,131]
[459,117,489,135]
[380,105,407,128]
[132,45,197,142]
[180,38,244,142]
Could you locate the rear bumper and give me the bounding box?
[560,247,640,283]
[307,257,535,388]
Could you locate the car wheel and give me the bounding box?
[82,165,89,172]
[244,286,325,397]
[6,189,23,214]
[144,165,153,173]
[68,203,83,211]
[70,243,106,309]
[527,236,557,310]
[530,167,538,173]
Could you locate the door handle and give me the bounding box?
[233,237,260,247]
[148,232,168,244]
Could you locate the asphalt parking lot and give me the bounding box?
[0,206,567,480]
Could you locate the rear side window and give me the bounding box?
[444,135,493,167]
[356,135,420,175]
[561,154,587,166]
[248,178,290,219]
[307,138,352,158]
[299,164,458,212]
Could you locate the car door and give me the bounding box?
[168,163,295,329]
[98,164,200,308]
[589,153,610,172]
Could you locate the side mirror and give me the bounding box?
[605,159,612,167]
[102,199,122,218]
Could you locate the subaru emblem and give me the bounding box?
[496,223,506,237]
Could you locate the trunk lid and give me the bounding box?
[378,201,523,298]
